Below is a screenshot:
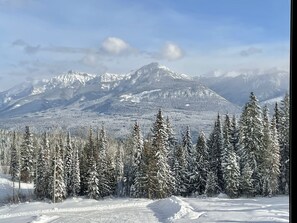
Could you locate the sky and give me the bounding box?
[0,0,290,91]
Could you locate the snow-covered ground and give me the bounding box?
[0,174,289,223]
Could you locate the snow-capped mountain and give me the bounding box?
[198,68,289,106]
[0,63,239,119]
[0,63,241,136]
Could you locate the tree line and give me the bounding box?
[2,92,290,202]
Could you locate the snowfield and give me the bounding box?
[0,175,289,223]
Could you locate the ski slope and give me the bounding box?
[0,174,290,223]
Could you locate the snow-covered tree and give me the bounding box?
[278,93,290,194]
[165,116,178,171]
[10,131,20,182]
[240,163,255,197]
[172,144,187,196]
[207,114,223,194]
[239,92,264,195]
[35,134,49,199]
[96,125,111,197]
[147,109,174,199]
[70,144,80,197]
[205,171,218,197]
[193,131,209,195]
[182,125,196,195]
[50,144,66,203]
[64,132,73,196]
[20,126,35,183]
[115,142,124,197]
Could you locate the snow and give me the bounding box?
[0,174,289,223]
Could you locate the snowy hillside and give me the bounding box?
[0,174,289,223]
[198,68,289,106]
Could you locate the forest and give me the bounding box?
[0,92,290,203]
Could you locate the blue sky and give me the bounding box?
[0,0,290,91]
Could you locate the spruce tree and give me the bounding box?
[50,144,66,203]
[20,126,35,183]
[207,114,223,194]
[148,109,174,199]
[278,93,290,194]
[193,131,209,195]
[96,125,111,197]
[10,131,20,202]
[70,144,81,197]
[239,92,264,195]
[10,131,20,182]
[64,132,73,196]
[182,125,196,195]
[115,142,124,197]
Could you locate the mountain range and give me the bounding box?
[0,63,289,136]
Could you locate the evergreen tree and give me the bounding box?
[20,126,35,183]
[207,114,223,194]
[64,132,73,196]
[130,122,145,198]
[222,114,240,197]
[172,144,187,196]
[240,163,254,197]
[230,115,241,164]
[165,117,178,171]
[10,131,20,202]
[96,125,111,197]
[193,131,209,195]
[148,109,174,199]
[182,125,196,195]
[70,144,81,197]
[10,131,20,182]
[266,117,281,196]
[34,135,48,199]
[50,144,66,202]
[115,142,124,197]
[278,93,290,194]
[239,92,264,195]
[205,171,218,197]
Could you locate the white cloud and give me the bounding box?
[161,42,183,60]
[101,37,130,55]
[240,47,262,57]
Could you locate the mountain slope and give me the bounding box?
[198,69,289,106]
[0,63,240,118]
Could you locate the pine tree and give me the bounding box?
[173,144,187,196]
[182,125,196,195]
[193,131,209,195]
[205,171,218,197]
[266,117,281,196]
[35,135,48,199]
[239,92,264,195]
[148,109,174,199]
[20,126,35,183]
[165,117,178,171]
[278,93,290,194]
[50,144,66,203]
[130,122,145,198]
[230,115,241,165]
[207,114,223,194]
[10,131,20,202]
[115,142,124,197]
[96,125,111,197]
[10,131,20,182]
[222,114,240,198]
[70,144,81,197]
[64,132,73,196]
[240,163,254,197]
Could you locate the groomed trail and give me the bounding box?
[0,175,289,223]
